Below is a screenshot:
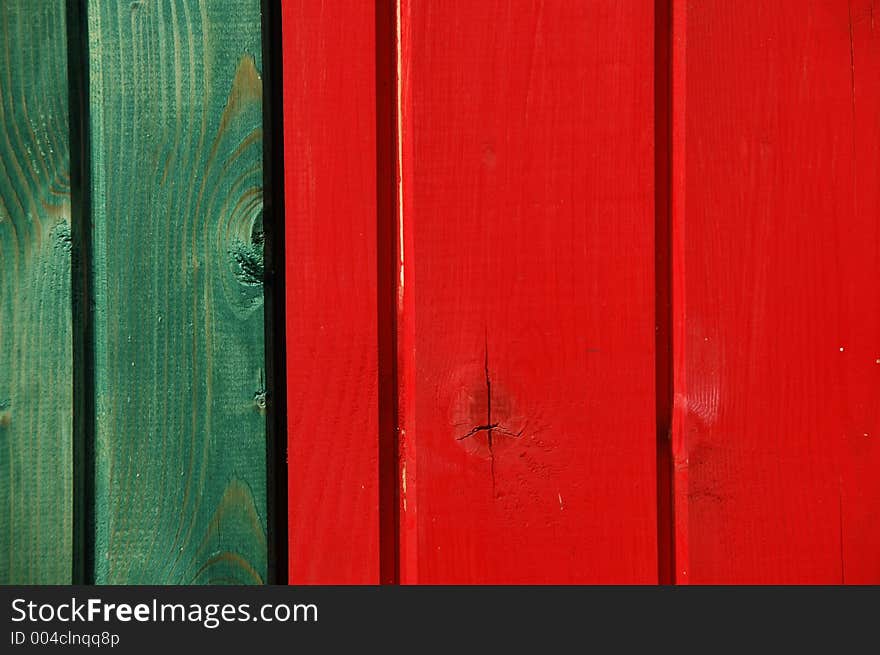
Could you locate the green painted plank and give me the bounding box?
[0,1,73,584]
[87,0,267,584]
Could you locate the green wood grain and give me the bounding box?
[87,0,267,584]
[0,1,73,584]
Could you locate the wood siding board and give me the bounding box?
[86,0,268,584]
[282,0,381,583]
[0,0,74,584]
[397,0,659,583]
[683,0,880,583]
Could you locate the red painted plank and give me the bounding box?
[396,0,658,583]
[682,0,880,583]
[282,0,379,583]
[671,0,690,585]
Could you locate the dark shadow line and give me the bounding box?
[261,0,289,586]
[376,0,400,585]
[654,0,675,586]
[67,0,95,586]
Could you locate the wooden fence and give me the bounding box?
[1,0,878,584]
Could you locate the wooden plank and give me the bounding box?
[0,0,73,584]
[396,0,658,583]
[670,0,689,584]
[87,0,267,584]
[282,1,381,583]
[683,0,880,583]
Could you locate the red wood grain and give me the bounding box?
[671,0,690,585]
[682,0,880,583]
[282,0,380,583]
[396,0,659,583]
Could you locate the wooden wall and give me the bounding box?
[2,0,879,585]
[2,0,268,584]
[283,0,880,585]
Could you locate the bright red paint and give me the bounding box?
[282,0,380,583]
[283,0,880,585]
[671,0,689,585]
[395,0,658,583]
[681,0,880,583]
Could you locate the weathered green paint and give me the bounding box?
[87,0,267,583]
[0,1,73,584]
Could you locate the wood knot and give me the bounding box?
[228,210,263,287]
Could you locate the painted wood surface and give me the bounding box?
[4,0,880,586]
[86,0,267,584]
[0,0,73,584]
[682,0,880,583]
[395,0,658,583]
[282,0,381,584]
